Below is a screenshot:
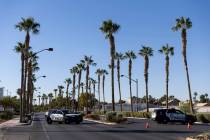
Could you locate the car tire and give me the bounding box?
[162,118,169,124]
[65,119,70,124]
[58,122,63,124]
[47,118,52,124]
[76,121,80,124]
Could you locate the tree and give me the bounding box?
[53,89,58,99]
[81,56,96,94]
[159,44,174,109]
[48,93,53,103]
[139,46,153,112]
[70,66,78,110]
[199,94,206,103]
[100,20,120,111]
[76,63,85,109]
[14,42,25,122]
[78,93,97,109]
[37,95,41,105]
[90,78,97,110]
[101,69,108,112]
[95,69,103,110]
[125,51,136,112]
[64,78,72,108]
[15,17,40,122]
[193,92,198,103]
[114,52,125,112]
[58,85,64,97]
[172,17,194,114]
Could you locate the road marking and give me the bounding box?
[41,120,50,140]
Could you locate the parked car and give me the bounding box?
[45,109,57,119]
[151,108,196,124]
[46,109,83,124]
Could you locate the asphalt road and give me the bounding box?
[1,112,210,140]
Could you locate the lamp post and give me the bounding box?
[121,74,139,112]
[36,75,46,80]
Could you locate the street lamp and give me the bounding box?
[121,74,139,111]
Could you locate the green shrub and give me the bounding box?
[179,103,191,114]
[196,113,210,123]
[0,111,14,120]
[105,111,127,123]
[85,114,100,120]
[122,112,151,118]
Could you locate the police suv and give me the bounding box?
[46,109,83,124]
[151,108,196,124]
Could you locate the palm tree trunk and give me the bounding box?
[38,98,40,106]
[166,56,169,109]
[27,61,32,113]
[109,35,115,111]
[182,30,194,114]
[93,83,96,110]
[72,74,76,111]
[20,53,24,122]
[145,56,149,113]
[66,82,69,109]
[77,71,82,110]
[117,59,123,112]
[102,75,106,113]
[98,75,101,111]
[129,59,133,112]
[86,66,89,112]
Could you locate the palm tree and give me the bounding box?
[15,17,40,119]
[81,56,96,94]
[64,78,72,108]
[14,42,25,122]
[90,78,97,110]
[125,51,136,112]
[172,17,194,114]
[76,63,85,108]
[101,69,108,112]
[37,95,41,105]
[95,69,103,110]
[70,66,78,110]
[159,44,174,109]
[139,46,153,112]
[42,94,47,105]
[114,52,125,112]
[205,93,208,103]
[80,82,84,94]
[193,92,198,103]
[100,20,120,111]
[58,85,64,97]
[48,93,53,103]
[53,89,58,99]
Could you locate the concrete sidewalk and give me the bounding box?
[0,118,25,128]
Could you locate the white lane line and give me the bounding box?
[41,120,50,140]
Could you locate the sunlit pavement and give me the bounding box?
[1,112,210,140]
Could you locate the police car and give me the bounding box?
[46,109,83,124]
[151,108,196,124]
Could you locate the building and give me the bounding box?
[0,87,4,99]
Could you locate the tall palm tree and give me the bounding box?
[37,95,41,106]
[70,66,78,110]
[205,93,208,103]
[64,78,72,108]
[172,17,194,114]
[48,93,53,103]
[114,52,125,112]
[125,51,136,112]
[100,20,120,111]
[14,42,25,122]
[42,94,47,105]
[159,44,174,109]
[95,69,103,110]
[193,92,198,103]
[139,46,153,112]
[53,89,58,99]
[76,63,85,107]
[15,17,40,119]
[80,82,84,94]
[58,85,64,97]
[101,69,108,112]
[81,56,96,94]
[90,78,97,110]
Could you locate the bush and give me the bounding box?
[179,103,191,114]
[84,114,100,120]
[122,112,151,118]
[196,113,210,123]
[105,111,127,123]
[0,111,14,120]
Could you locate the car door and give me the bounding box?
[55,110,64,121]
[174,110,185,121]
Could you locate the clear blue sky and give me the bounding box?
[0,0,209,102]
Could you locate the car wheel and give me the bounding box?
[163,118,169,124]
[47,118,52,124]
[58,122,63,124]
[65,119,70,124]
[76,121,80,124]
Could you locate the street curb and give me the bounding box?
[126,117,148,120]
[194,122,210,125]
[84,119,117,125]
